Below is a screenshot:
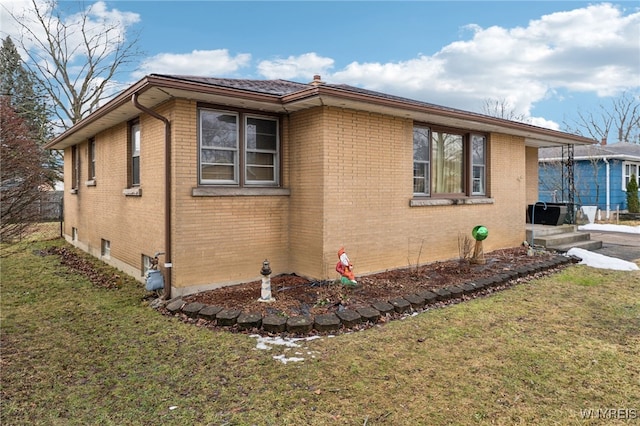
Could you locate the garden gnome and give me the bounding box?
[336,247,357,286]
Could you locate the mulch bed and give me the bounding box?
[166,247,573,336]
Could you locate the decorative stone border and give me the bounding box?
[160,255,576,335]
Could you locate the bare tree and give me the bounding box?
[563,90,640,144]
[481,98,529,123]
[5,0,141,129]
[1,98,54,242]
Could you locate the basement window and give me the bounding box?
[101,239,111,259]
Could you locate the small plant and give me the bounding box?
[627,174,639,213]
[314,298,331,308]
[407,237,426,271]
[458,232,473,262]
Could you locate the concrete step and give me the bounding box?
[533,231,591,247]
[525,224,603,253]
[547,239,603,253]
[525,224,577,240]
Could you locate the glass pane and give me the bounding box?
[472,135,485,164]
[201,149,235,165]
[131,123,140,155]
[413,127,430,161]
[131,124,140,155]
[413,163,429,194]
[473,166,485,194]
[246,166,274,181]
[246,118,277,150]
[201,111,237,148]
[247,152,274,166]
[132,157,140,185]
[201,164,234,181]
[432,132,463,194]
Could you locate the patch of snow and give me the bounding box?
[578,223,640,234]
[273,354,305,364]
[251,334,322,363]
[566,248,639,271]
[251,335,307,350]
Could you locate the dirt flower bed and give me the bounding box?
[184,246,556,318]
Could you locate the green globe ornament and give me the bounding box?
[472,225,488,241]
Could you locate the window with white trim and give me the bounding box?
[199,108,279,186]
[623,162,640,190]
[413,125,487,197]
[471,135,486,195]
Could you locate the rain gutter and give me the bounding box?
[132,92,172,300]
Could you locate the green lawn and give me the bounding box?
[2,235,639,425]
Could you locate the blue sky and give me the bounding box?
[2,1,639,136]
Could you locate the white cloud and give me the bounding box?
[4,2,638,129]
[133,49,251,79]
[325,3,640,128]
[257,52,334,80]
[529,116,561,131]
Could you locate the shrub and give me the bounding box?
[627,174,639,213]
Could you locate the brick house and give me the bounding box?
[46,74,594,298]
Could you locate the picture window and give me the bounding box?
[413,125,487,197]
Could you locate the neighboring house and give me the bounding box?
[539,142,640,214]
[45,74,594,298]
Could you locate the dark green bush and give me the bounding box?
[627,174,639,213]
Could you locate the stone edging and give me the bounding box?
[157,255,576,335]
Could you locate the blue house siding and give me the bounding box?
[539,157,636,211]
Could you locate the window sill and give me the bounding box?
[123,187,142,197]
[85,180,96,187]
[69,188,78,194]
[192,187,291,197]
[410,197,494,207]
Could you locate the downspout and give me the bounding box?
[132,93,172,300]
[603,157,610,219]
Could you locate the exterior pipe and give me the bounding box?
[603,157,610,219]
[132,93,172,300]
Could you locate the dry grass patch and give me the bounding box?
[2,237,639,425]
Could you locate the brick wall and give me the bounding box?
[525,146,540,205]
[170,100,291,294]
[64,99,533,294]
[316,109,527,279]
[63,104,169,280]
